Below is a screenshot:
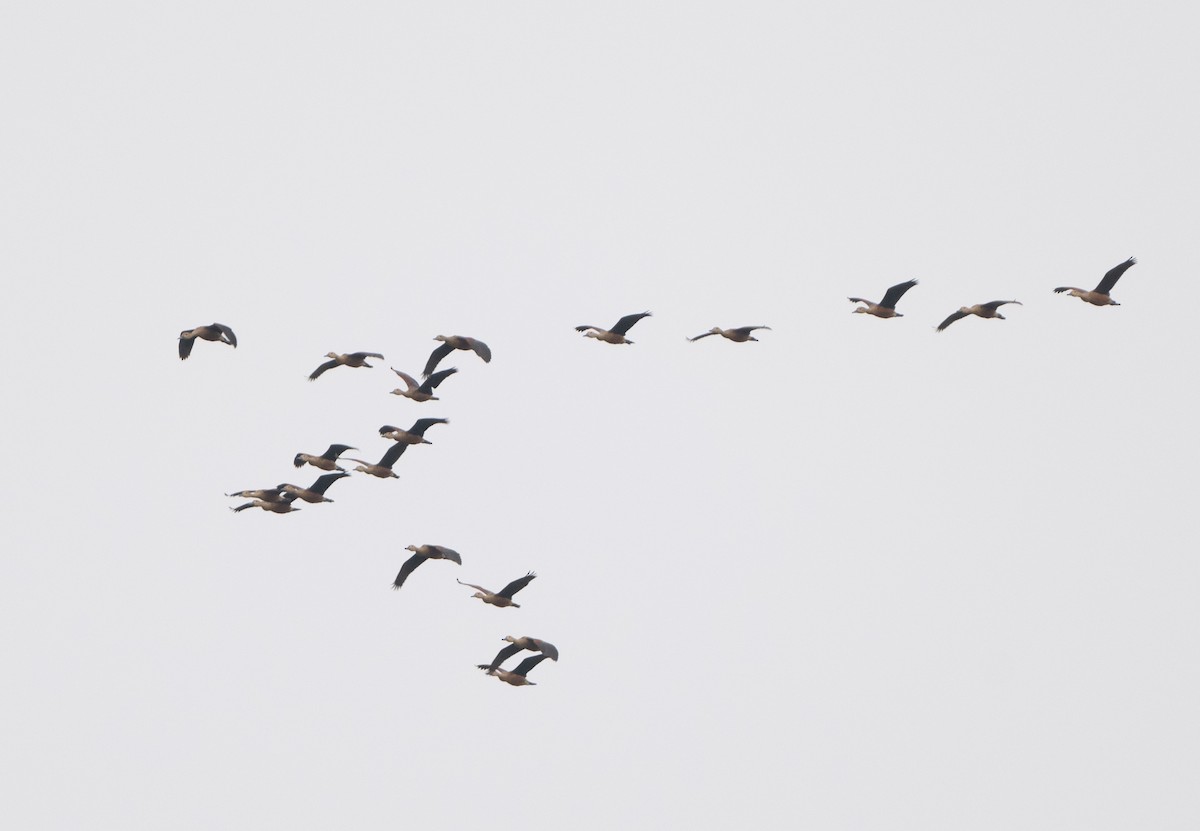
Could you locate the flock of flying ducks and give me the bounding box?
[843,255,1135,329]
[178,256,1139,687]
[181,330,557,687]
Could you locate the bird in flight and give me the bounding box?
[390,367,458,402]
[1054,257,1136,307]
[423,336,490,378]
[687,325,771,343]
[479,636,560,672]
[936,300,1022,332]
[457,572,537,608]
[293,444,357,472]
[849,279,919,319]
[576,311,652,344]
[343,443,409,479]
[378,418,449,446]
[178,323,237,360]
[477,653,552,686]
[308,352,385,381]
[392,544,463,590]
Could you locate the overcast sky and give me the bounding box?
[4,2,1200,829]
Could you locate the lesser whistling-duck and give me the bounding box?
[231,498,301,514]
[480,636,560,672]
[849,280,919,318]
[937,300,1022,332]
[687,325,771,342]
[392,544,463,590]
[457,572,536,608]
[576,311,651,344]
[1054,257,1136,307]
[478,653,551,686]
[278,472,348,504]
[390,367,458,402]
[423,336,490,378]
[293,444,357,472]
[343,443,408,479]
[226,485,287,502]
[308,352,385,381]
[179,323,237,360]
[377,418,449,445]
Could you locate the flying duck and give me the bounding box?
[480,636,560,672]
[478,653,551,686]
[308,352,385,381]
[457,572,536,608]
[377,418,449,445]
[937,300,1022,332]
[423,336,490,377]
[576,311,651,344]
[1054,257,1136,306]
[231,498,300,514]
[390,367,458,402]
[392,544,463,590]
[278,472,349,504]
[178,323,237,360]
[849,279,919,318]
[687,325,771,342]
[293,444,357,472]
[343,443,408,479]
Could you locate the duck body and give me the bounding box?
[576,311,651,345]
[1054,257,1135,306]
[179,323,237,359]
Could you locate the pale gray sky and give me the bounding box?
[3,2,1199,829]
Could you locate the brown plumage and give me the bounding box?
[1054,257,1136,306]
[423,336,490,378]
[849,280,918,318]
[392,544,463,590]
[343,443,408,479]
[293,444,357,472]
[390,367,458,402]
[225,486,287,503]
[179,323,237,360]
[308,352,385,381]
[480,636,560,672]
[377,418,449,445]
[687,325,771,342]
[576,311,652,344]
[231,498,301,514]
[278,472,349,504]
[477,653,551,686]
[936,300,1022,332]
[457,572,536,608]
